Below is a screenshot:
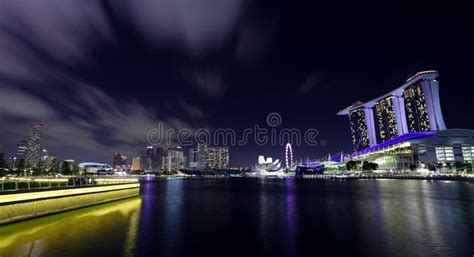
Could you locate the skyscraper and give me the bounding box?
[347,106,370,151]
[197,143,208,171]
[25,123,43,167]
[131,157,142,172]
[154,147,165,169]
[338,70,446,152]
[142,146,165,171]
[207,147,229,170]
[16,139,28,160]
[404,82,431,132]
[163,146,185,173]
[188,148,199,171]
[374,96,399,142]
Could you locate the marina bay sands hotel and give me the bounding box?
[337,70,474,171]
[338,70,445,151]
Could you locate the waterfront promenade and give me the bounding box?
[0,177,140,225]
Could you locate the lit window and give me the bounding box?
[418,146,427,154]
[462,146,474,161]
[436,146,454,162]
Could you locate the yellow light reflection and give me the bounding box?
[0,183,139,204]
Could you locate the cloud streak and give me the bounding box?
[297,72,322,95]
[0,0,280,163]
[0,0,222,163]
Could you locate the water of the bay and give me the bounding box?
[0,178,472,257]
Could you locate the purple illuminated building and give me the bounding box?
[335,71,474,172]
[338,70,446,152]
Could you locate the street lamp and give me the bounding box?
[42,149,48,160]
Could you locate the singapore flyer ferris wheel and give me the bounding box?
[285,143,293,168]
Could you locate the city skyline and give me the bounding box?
[1,67,473,168]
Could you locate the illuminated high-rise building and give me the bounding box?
[188,144,226,171]
[188,148,199,171]
[16,139,28,160]
[207,147,229,170]
[347,106,370,152]
[197,143,208,171]
[141,146,165,171]
[131,157,142,171]
[374,97,399,142]
[338,71,447,151]
[142,146,154,170]
[25,123,43,167]
[404,83,431,132]
[163,146,185,173]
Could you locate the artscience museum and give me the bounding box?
[254,155,285,176]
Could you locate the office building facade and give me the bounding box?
[163,146,185,173]
[348,106,370,151]
[188,144,230,171]
[16,139,28,160]
[197,144,208,171]
[207,147,229,170]
[142,146,165,171]
[25,123,44,167]
[188,148,199,171]
[131,157,142,172]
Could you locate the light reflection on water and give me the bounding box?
[0,178,473,257]
[0,198,142,257]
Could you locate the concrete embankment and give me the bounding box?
[0,183,139,225]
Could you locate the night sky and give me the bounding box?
[0,1,473,166]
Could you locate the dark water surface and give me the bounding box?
[0,178,473,257]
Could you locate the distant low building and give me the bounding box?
[78,162,113,174]
[253,155,285,176]
[349,129,474,171]
[63,160,75,170]
[44,156,57,170]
